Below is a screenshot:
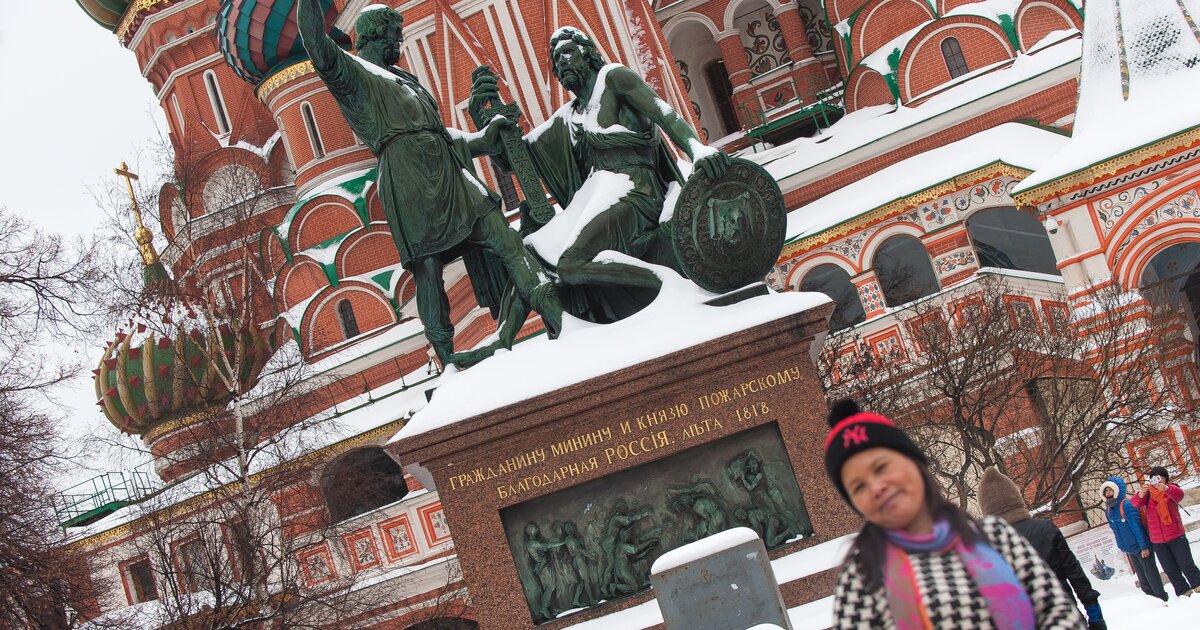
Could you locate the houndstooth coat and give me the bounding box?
[832,516,1086,629]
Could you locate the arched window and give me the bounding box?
[337,298,360,339]
[703,60,739,137]
[941,37,969,79]
[171,93,185,134]
[873,235,940,307]
[322,448,409,523]
[800,264,866,331]
[203,70,231,135]
[966,207,1060,276]
[301,102,325,159]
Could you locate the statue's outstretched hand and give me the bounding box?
[694,150,730,180]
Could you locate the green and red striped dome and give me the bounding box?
[94,302,277,436]
[217,0,351,85]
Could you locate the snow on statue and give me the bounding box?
[460,27,787,366]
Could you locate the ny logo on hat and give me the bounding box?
[843,425,868,447]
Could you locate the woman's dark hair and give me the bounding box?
[847,462,982,590]
[1149,466,1170,482]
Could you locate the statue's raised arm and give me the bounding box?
[297,0,343,78]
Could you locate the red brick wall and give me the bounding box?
[1015,0,1083,52]
[827,0,873,26]
[850,0,936,68]
[899,18,1015,103]
[280,261,331,312]
[845,66,895,112]
[306,286,397,352]
[294,197,363,251]
[339,229,402,278]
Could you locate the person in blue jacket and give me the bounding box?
[1101,476,1168,601]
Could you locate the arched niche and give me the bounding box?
[667,19,735,140]
[321,448,409,523]
[1141,241,1200,361]
[872,234,940,307]
[800,264,866,331]
[966,207,1060,276]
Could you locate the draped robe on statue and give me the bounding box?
[314,51,510,309]
[521,64,687,322]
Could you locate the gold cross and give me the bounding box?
[114,161,147,229]
[115,161,160,266]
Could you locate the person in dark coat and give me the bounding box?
[978,467,1105,630]
[1101,476,1167,601]
[1130,465,1200,597]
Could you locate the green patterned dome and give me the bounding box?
[218,0,351,85]
[94,306,275,435]
[75,0,132,32]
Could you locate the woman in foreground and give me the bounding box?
[824,399,1085,629]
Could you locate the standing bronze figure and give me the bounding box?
[297,1,563,366]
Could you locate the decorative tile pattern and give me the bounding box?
[379,514,418,562]
[869,329,906,361]
[343,528,381,572]
[934,249,978,275]
[857,280,886,313]
[1094,181,1162,235]
[742,11,788,75]
[418,502,452,547]
[917,178,1020,231]
[296,543,337,587]
[820,227,875,261]
[952,297,984,326]
[921,197,955,227]
[1005,297,1040,330]
[1041,301,1070,334]
[1113,188,1200,260]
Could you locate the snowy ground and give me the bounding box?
[568,522,1200,629]
[786,527,1200,630]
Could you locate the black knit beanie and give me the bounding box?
[823,399,928,503]
[1149,466,1170,482]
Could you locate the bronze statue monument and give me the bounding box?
[296,1,564,367]
[299,3,784,369]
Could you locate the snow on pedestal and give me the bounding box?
[650,526,761,575]
[390,256,830,441]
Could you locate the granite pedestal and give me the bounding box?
[388,301,854,629]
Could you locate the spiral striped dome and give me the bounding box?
[217,0,351,85]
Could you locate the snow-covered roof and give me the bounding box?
[744,31,1082,187]
[945,0,1021,23]
[1016,0,1200,196]
[785,123,1069,243]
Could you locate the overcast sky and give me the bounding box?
[1,4,168,486]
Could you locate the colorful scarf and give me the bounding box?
[883,520,1035,630]
[1147,486,1174,525]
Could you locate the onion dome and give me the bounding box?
[75,0,132,32]
[94,313,275,435]
[96,162,277,436]
[217,0,352,85]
